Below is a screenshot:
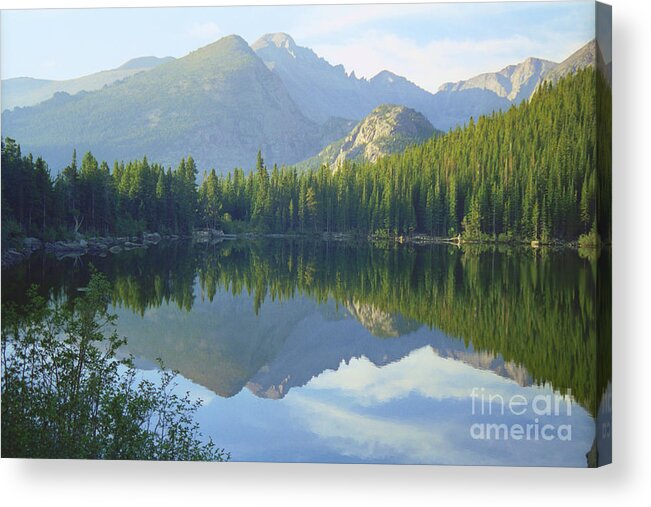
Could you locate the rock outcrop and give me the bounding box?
[300,104,437,170]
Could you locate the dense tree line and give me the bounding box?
[2,142,199,240]
[2,68,611,244]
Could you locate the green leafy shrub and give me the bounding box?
[1,271,228,461]
[221,218,250,235]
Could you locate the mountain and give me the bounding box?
[368,70,442,123]
[300,104,438,169]
[2,34,598,174]
[427,57,556,129]
[252,32,371,123]
[440,40,601,109]
[253,32,580,132]
[1,56,174,111]
[253,33,443,126]
[542,39,599,85]
[434,41,601,127]
[438,57,557,104]
[1,35,341,174]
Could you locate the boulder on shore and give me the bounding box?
[23,237,43,252]
[124,241,147,250]
[45,241,88,253]
[193,228,224,243]
[143,232,162,244]
[2,249,27,268]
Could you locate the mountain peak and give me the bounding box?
[541,39,598,86]
[369,70,420,88]
[332,103,437,166]
[438,54,557,103]
[196,34,253,55]
[252,32,297,51]
[371,70,399,83]
[299,104,438,169]
[184,34,258,66]
[215,34,252,50]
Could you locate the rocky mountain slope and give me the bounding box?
[438,57,557,104]
[440,39,602,105]
[1,56,175,111]
[541,39,600,85]
[252,32,370,123]
[252,33,440,126]
[300,104,438,169]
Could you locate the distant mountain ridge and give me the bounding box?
[1,56,175,111]
[437,39,609,107]
[253,33,598,131]
[438,57,557,104]
[253,32,444,126]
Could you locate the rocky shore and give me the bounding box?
[2,227,581,270]
[1,229,238,269]
[2,232,169,269]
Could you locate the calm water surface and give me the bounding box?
[2,239,611,466]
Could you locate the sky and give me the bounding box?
[0,1,596,93]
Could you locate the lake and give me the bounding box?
[1,239,611,466]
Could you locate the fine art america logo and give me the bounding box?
[470,387,572,442]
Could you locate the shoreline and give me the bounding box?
[2,228,603,270]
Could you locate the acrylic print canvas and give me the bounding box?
[0,1,611,467]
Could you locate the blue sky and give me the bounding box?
[0,1,596,93]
